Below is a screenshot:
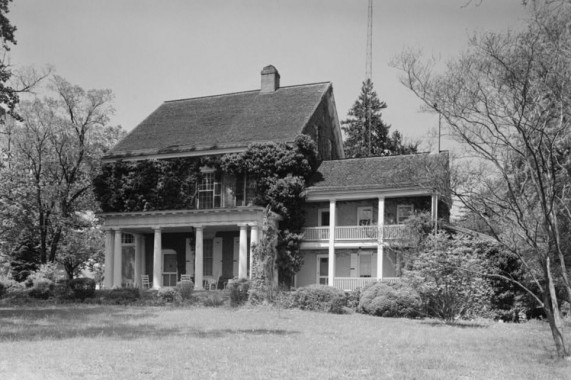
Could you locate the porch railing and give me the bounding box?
[332,277,402,291]
[302,225,408,242]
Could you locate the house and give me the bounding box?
[98,65,448,291]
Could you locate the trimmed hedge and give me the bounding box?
[290,285,347,313]
[28,278,55,300]
[358,281,421,318]
[157,287,182,303]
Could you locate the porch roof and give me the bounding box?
[307,152,449,195]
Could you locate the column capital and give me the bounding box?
[152,226,162,232]
[377,195,386,200]
[194,225,203,231]
[238,224,249,230]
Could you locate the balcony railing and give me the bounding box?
[302,225,408,242]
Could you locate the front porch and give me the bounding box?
[100,207,272,290]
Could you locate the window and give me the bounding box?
[121,233,134,245]
[198,172,221,209]
[203,239,213,276]
[359,253,372,278]
[357,207,373,225]
[235,174,246,206]
[318,209,330,226]
[397,205,414,224]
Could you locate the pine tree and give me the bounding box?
[342,79,417,158]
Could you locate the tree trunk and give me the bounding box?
[543,258,569,358]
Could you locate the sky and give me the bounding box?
[9,0,528,152]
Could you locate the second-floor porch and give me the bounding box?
[302,224,408,242]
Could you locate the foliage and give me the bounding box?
[221,135,319,285]
[0,0,18,121]
[394,0,571,358]
[56,221,104,280]
[176,280,194,300]
[93,288,141,305]
[156,287,182,304]
[202,292,225,307]
[289,285,347,313]
[68,277,96,301]
[342,79,417,158]
[9,231,40,282]
[405,233,493,321]
[249,208,278,304]
[28,278,54,300]
[358,281,422,318]
[0,280,5,298]
[93,157,208,212]
[1,74,122,268]
[228,278,250,307]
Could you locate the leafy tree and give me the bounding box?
[342,79,418,158]
[1,75,122,267]
[394,0,571,357]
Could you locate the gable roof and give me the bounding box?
[308,152,449,193]
[104,82,332,160]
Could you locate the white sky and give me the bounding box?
[9,0,527,152]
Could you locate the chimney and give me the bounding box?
[260,65,280,93]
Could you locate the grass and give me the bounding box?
[0,305,569,380]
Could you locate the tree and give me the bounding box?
[394,0,571,358]
[1,75,123,267]
[342,78,418,158]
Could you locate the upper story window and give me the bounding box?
[198,171,221,209]
[357,207,373,225]
[397,205,414,224]
[318,208,330,226]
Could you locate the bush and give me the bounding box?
[227,278,250,307]
[346,288,361,310]
[68,278,96,300]
[157,287,182,304]
[290,285,346,313]
[98,288,141,304]
[176,280,194,300]
[202,292,224,307]
[0,281,6,298]
[358,281,421,318]
[28,278,54,300]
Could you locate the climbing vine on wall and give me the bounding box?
[93,135,319,285]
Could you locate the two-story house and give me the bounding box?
[98,65,448,291]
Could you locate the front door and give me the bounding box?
[162,250,178,287]
[316,255,328,285]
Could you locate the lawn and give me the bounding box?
[0,305,569,380]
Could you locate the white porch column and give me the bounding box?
[249,224,259,279]
[239,224,248,279]
[103,229,114,289]
[194,226,204,290]
[113,229,122,288]
[134,234,142,288]
[377,197,385,281]
[328,199,336,287]
[431,193,439,232]
[152,228,162,289]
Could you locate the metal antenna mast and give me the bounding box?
[366,0,373,80]
[366,0,373,155]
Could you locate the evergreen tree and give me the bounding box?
[342,79,417,158]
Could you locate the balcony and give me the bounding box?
[302,225,408,242]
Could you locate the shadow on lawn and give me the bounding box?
[420,321,490,329]
[0,307,300,342]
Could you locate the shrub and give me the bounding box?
[227,278,250,307]
[28,278,54,300]
[157,287,182,304]
[358,281,421,318]
[290,285,346,313]
[0,281,6,298]
[346,288,361,310]
[98,288,141,304]
[202,292,224,307]
[68,278,96,300]
[176,280,194,300]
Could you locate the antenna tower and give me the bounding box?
[366,0,373,80]
[366,0,373,155]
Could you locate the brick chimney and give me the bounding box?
[261,65,280,93]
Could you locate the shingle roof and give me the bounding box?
[309,152,449,192]
[105,82,331,159]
